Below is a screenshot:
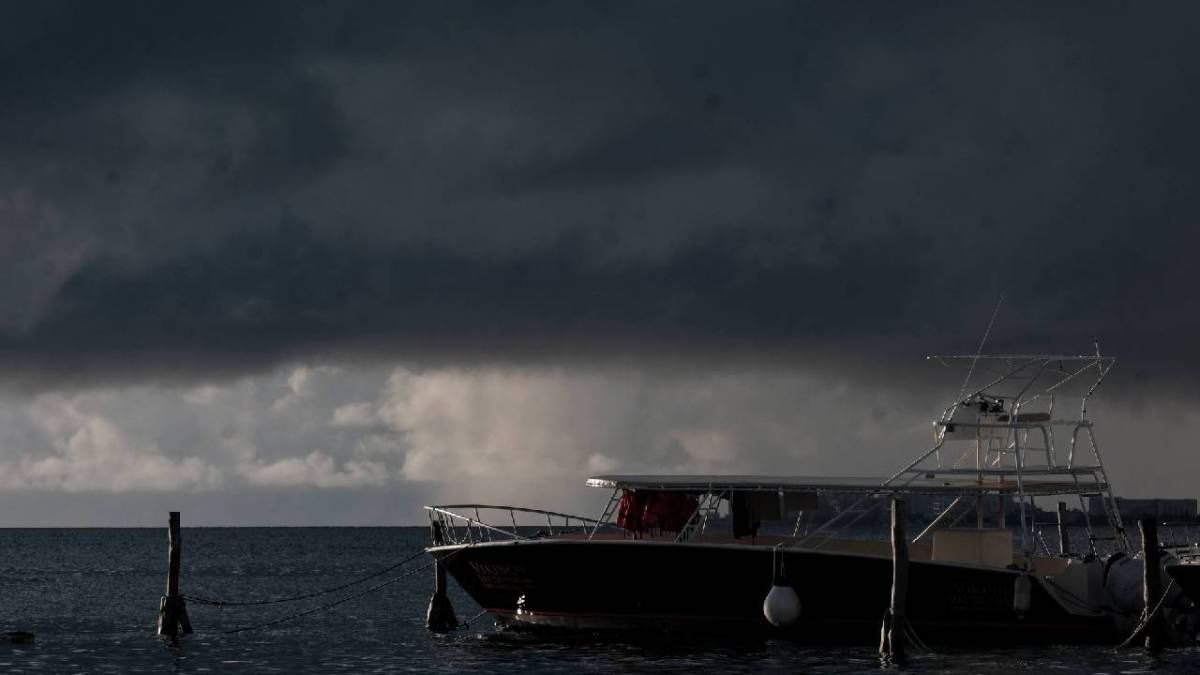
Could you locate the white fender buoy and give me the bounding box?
[763,584,802,627]
[764,543,801,627]
[1013,574,1032,615]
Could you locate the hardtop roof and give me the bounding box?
[586,473,1105,497]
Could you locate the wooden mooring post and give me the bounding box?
[425,556,458,632]
[156,511,193,637]
[1140,518,1164,650]
[1057,501,1070,555]
[879,497,908,664]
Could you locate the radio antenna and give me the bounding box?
[957,294,1004,402]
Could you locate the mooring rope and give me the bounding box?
[209,545,475,635]
[880,609,935,656]
[183,549,429,607]
[1042,577,1104,615]
[1114,578,1177,650]
[904,619,934,653]
[457,608,491,630]
[220,557,435,634]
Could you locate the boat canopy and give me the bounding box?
[586,471,1107,497]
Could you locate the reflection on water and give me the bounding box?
[0,527,1196,673]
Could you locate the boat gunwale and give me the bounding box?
[423,536,1054,575]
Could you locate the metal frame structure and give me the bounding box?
[793,353,1127,556]
[425,352,1131,562]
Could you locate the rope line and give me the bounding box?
[880,609,935,656]
[956,293,1004,403]
[1114,578,1176,650]
[904,620,934,653]
[1043,577,1104,615]
[458,608,491,630]
[221,559,434,634]
[216,545,474,635]
[184,549,428,607]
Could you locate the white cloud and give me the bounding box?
[585,453,618,474]
[0,393,223,492]
[271,365,340,412]
[331,402,377,428]
[371,365,945,509]
[238,451,389,488]
[0,361,1195,523]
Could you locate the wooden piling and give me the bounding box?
[1057,502,1070,556]
[880,497,909,663]
[1140,518,1163,650]
[156,511,192,637]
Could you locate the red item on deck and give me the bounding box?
[615,489,698,533]
[615,490,646,531]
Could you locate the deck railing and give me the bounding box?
[1159,521,1200,560]
[424,504,625,545]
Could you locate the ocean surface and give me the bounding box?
[0,527,1198,673]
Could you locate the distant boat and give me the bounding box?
[424,352,1200,645]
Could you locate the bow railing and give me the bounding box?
[425,504,625,545]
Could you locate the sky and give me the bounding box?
[1,2,1199,525]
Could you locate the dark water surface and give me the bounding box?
[0,527,1197,673]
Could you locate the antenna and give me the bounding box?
[957,294,1004,402]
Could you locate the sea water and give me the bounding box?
[0,527,1197,673]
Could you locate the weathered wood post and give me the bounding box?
[156,511,193,637]
[1057,502,1071,555]
[1140,518,1163,650]
[425,556,459,632]
[880,497,909,663]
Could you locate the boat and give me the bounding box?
[1162,524,1200,612]
[423,352,1200,645]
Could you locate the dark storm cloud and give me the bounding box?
[3,1,1200,385]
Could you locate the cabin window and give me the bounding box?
[730,491,818,538]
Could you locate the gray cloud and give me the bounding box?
[1,4,1200,522]
[4,5,1198,393]
[3,3,1199,387]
